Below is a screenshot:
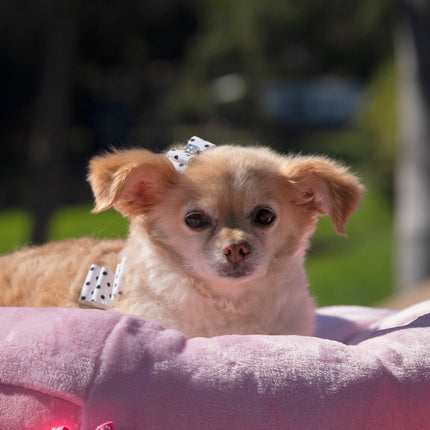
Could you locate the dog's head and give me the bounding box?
[88,145,363,289]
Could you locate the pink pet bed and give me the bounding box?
[1,301,430,429]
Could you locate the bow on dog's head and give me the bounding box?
[167,136,215,172]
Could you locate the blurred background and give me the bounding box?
[0,0,429,308]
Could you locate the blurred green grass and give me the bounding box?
[307,187,393,306]
[49,205,128,241]
[0,205,128,255]
[0,188,393,306]
[0,210,33,254]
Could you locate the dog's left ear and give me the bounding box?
[88,149,178,217]
[284,156,364,236]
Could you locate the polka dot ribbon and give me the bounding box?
[53,423,114,430]
[167,136,215,172]
[79,258,126,309]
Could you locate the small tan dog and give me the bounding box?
[0,138,363,337]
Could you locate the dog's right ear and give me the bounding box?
[284,156,364,236]
[88,149,178,217]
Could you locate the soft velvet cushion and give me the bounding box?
[1,302,430,429]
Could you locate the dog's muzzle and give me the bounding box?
[218,262,254,278]
[217,241,254,278]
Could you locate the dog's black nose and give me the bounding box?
[222,241,251,263]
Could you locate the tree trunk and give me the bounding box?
[28,0,78,244]
[395,0,430,290]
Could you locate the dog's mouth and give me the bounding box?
[216,263,253,279]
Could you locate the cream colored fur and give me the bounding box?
[0,145,363,337]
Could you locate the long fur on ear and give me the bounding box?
[88,149,178,217]
[285,156,364,236]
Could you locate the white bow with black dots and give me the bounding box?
[167,136,215,172]
[79,258,125,309]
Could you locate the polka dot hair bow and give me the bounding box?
[79,258,125,309]
[167,136,215,172]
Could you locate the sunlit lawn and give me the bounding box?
[307,188,393,306]
[0,187,393,307]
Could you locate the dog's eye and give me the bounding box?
[253,207,277,227]
[184,212,211,230]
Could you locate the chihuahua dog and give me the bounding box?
[0,138,363,337]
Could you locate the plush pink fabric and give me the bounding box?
[1,302,430,429]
